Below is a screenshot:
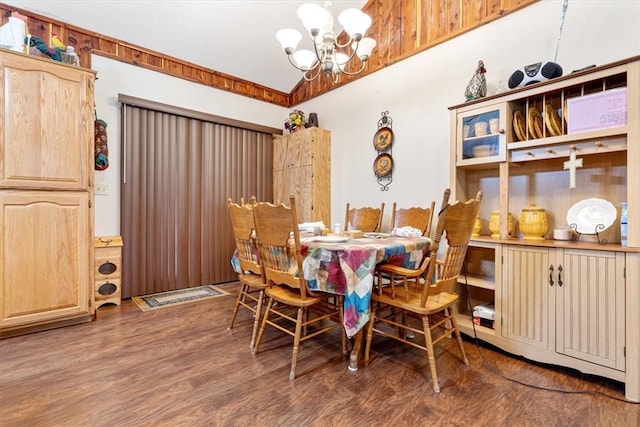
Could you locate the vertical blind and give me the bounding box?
[120,102,274,298]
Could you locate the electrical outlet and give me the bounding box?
[95,184,109,195]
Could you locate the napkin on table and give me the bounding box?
[391,226,423,237]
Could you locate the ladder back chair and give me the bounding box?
[345,202,385,232]
[227,197,267,350]
[251,195,347,380]
[390,200,436,237]
[375,194,446,299]
[364,189,483,393]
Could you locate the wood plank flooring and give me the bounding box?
[1,281,638,426]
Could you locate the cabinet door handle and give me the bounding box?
[549,265,554,286]
[557,264,563,287]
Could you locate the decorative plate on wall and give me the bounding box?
[373,153,393,177]
[373,127,394,151]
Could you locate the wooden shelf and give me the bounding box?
[450,55,640,402]
[458,273,494,290]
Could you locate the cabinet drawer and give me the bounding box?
[94,279,121,308]
[95,257,122,280]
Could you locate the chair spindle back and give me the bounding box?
[421,190,482,306]
[253,195,313,299]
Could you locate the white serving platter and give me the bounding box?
[566,198,617,234]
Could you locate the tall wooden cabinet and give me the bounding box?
[273,127,331,226]
[0,49,95,338]
[449,56,640,401]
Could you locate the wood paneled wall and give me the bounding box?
[0,0,536,107]
[290,0,538,104]
[0,3,290,106]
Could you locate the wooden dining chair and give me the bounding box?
[364,189,483,393]
[375,194,446,297]
[251,195,347,380]
[227,197,267,350]
[390,200,436,237]
[345,202,385,232]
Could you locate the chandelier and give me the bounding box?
[276,1,376,83]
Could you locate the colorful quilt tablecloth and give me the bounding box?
[301,236,430,338]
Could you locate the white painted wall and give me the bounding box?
[93,0,639,236]
[91,55,287,236]
[297,0,640,230]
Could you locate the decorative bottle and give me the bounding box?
[489,210,514,238]
[472,216,482,237]
[621,202,628,247]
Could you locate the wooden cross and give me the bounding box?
[563,147,583,188]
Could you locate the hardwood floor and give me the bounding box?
[1,281,638,426]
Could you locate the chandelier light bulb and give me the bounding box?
[277,1,376,83]
[334,52,349,73]
[338,8,371,40]
[293,50,318,70]
[297,3,330,37]
[276,29,302,53]
[354,37,376,61]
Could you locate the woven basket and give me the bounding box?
[28,47,77,65]
[60,52,75,64]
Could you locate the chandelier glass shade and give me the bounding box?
[276,1,376,83]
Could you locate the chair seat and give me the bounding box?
[376,262,425,277]
[239,272,267,289]
[372,286,459,315]
[265,284,324,308]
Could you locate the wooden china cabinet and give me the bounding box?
[449,55,640,401]
[273,127,331,226]
[0,49,95,338]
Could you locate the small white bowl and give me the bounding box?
[553,227,574,240]
[472,144,494,157]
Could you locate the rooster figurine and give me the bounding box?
[51,33,66,50]
[464,60,487,101]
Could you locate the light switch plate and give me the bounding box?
[95,184,109,195]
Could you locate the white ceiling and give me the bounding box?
[4,0,368,94]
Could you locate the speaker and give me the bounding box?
[307,112,319,128]
[508,62,563,89]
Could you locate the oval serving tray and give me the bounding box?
[566,198,617,234]
[313,235,349,243]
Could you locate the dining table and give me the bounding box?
[299,233,431,370]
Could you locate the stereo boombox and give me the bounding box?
[508,61,563,89]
